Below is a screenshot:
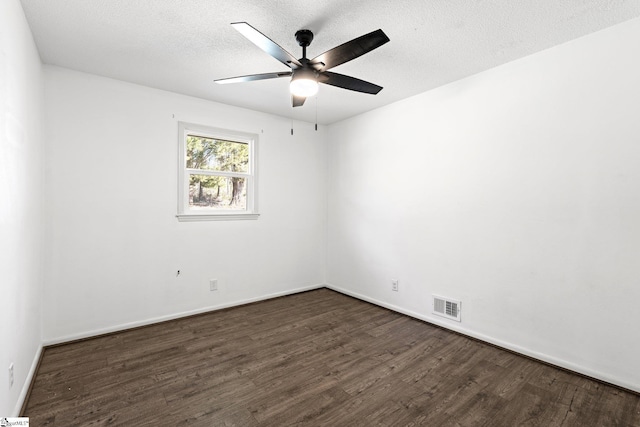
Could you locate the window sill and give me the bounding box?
[176,213,260,222]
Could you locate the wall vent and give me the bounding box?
[432,295,461,322]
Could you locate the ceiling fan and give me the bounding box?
[214,22,390,107]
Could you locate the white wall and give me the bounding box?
[43,66,327,342]
[0,0,45,416]
[326,17,640,392]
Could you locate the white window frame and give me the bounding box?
[176,122,259,221]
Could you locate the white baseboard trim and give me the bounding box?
[324,283,640,395]
[43,284,324,346]
[14,344,43,417]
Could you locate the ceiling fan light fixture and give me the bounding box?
[290,69,318,97]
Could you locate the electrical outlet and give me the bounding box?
[392,280,399,292]
[209,279,218,291]
[9,363,14,388]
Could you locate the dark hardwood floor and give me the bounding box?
[24,288,640,426]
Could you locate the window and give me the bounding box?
[177,122,258,221]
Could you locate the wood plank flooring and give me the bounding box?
[24,289,640,426]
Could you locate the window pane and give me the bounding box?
[186,135,249,173]
[189,174,247,210]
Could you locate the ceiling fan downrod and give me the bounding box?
[295,29,314,59]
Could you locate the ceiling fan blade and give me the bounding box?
[292,95,306,107]
[311,29,389,72]
[231,22,302,69]
[215,71,292,84]
[320,71,383,94]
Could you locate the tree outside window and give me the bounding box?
[187,136,248,209]
[177,123,258,221]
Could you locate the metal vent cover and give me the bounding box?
[432,295,461,322]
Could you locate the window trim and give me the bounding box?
[176,122,259,221]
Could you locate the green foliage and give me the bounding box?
[186,135,249,207]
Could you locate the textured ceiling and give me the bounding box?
[19,0,640,124]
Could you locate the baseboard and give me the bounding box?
[43,283,324,346]
[324,283,640,395]
[14,344,43,417]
